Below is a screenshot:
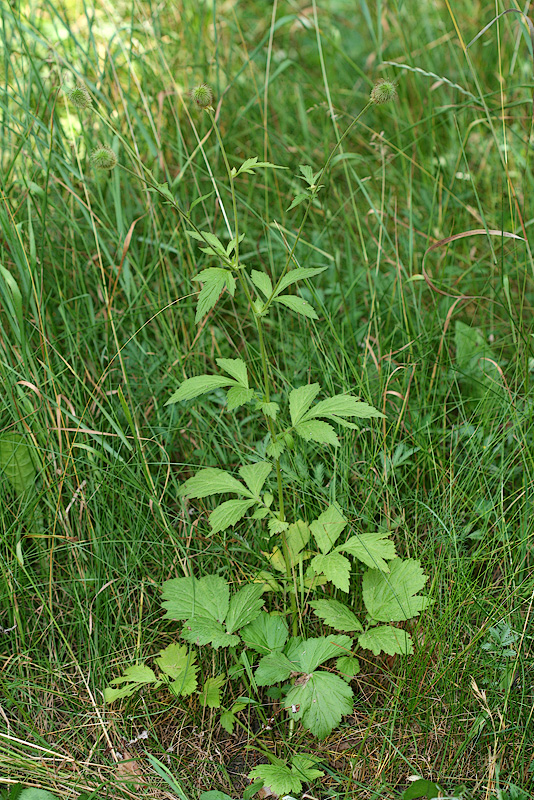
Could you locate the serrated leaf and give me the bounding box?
[309,504,347,554]
[225,583,266,634]
[186,229,227,255]
[234,157,287,177]
[226,233,246,257]
[192,268,232,323]
[266,439,285,459]
[268,518,289,534]
[189,189,215,212]
[104,664,159,703]
[336,656,360,677]
[0,432,37,494]
[338,531,397,572]
[216,357,249,388]
[219,709,238,734]
[289,384,322,426]
[290,754,325,782]
[295,634,352,673]
[309,600,362,632]
[209,499,257,534]
[166,374,235,405]
[248,764,302,797]
[275,267,328,296]
[251,507,269,520]
[287,192,310,211]
[310,552,351,592]
[241,611,289,654]
[286,671,353,739]
[251,270,273,298]
[181,617,239,649]
[238,462,272,497]
[19,791,59,800]
[201,792,234,800]
[275,294,318,319]
[286,520,311,564]
[299,165,314,185]
[301,394,385,421]
[200,674,226,708]
[259,401,279,419]
[178,468,253,499]
[358,625,414,656]
[402,779,442,800]
[154,643,197,680]
[161,575,229,622]
[227,386,255,411]
[362,558,432,622]
[295,419,339,446]
[255,652,297,685]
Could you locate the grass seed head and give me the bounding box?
[68,83,92,110]
[191,83,213,109]
[90,145,118,170]
[370,79,397,105]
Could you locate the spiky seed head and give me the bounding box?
[90,145,118,170]
[191,84,213,109]
[370,79,397,105]
[68,83,92,110]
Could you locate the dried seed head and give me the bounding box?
[191,84,213,109]
[370,79,397,105]
[68,83,92,110]
[90,145,118,170]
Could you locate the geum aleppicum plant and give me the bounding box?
[104,79,432,757]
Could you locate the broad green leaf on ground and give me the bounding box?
[289,384,321,425]
[104,664,159,703]
[251,270,273,298]
[274,267,328,296]
[295,420,339,446]
[225,583,266,634]
[238,462,272,497]
[402,779,442,800]
[181,617,239,649]
[200,674,226,707]
[166,374,235,405]
[19,791,59,800]
[302,395,384,421]
[0,432,37,494]
[286,671,353,739]
[296,634,352,673]
[161,575,229,622]
[336,656,360,677]
[178,468,253,499]
[309,599,362,632]
[201,792,234,800]
[247,764,302,797]
[154,643,198,684]
[358,625,414,656]
[216,357,248,387]
[240,611,288,654]
[255,652,297,685]
[309,504,347,553]
[209,499,257,534]
[192,268,235,323]
[274,294,318,319]
[310,552,350,592]
[290,754,325,782]
[338,531,397,572]
[226,386,255,411]
[362,558,432,622]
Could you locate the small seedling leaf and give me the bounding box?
[336,655,360,677]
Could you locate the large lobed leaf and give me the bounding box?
[338,531,396,572]
[358,625,414,656]
[161,574,229,622]
[310,504,347,554]
[241,611,289,654]
[286,671,353,739]
[309,599,362,632]
[363,558,432,622]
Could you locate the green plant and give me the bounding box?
[103,79,432,753]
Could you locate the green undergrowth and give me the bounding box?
[0,1,533,799]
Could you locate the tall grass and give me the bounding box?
[0,1,532,798]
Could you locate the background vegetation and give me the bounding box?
[0,0,532,798]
